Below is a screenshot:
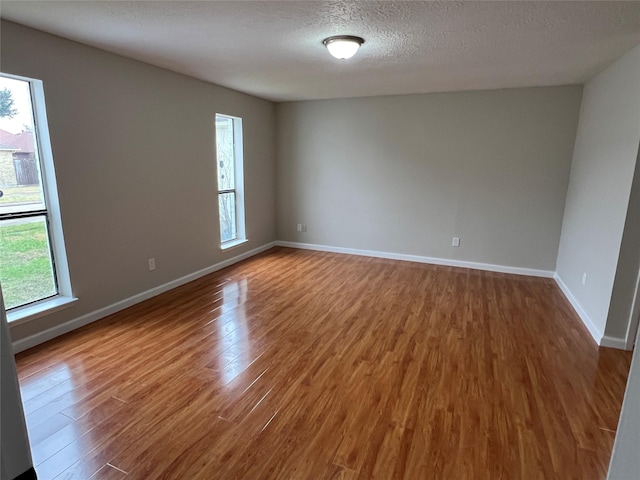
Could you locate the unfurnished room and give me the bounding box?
[1,2,640,479]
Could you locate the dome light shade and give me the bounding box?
[323,35,365,60]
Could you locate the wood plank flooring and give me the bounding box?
[15,247,632,479]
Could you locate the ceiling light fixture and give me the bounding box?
[322,35,365,60]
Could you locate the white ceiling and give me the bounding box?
[2,1,640,102]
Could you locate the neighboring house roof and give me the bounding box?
[0,129,35,153]
[0,143,19,152]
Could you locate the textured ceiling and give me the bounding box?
[2,1,640,101]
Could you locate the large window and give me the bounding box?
[215,114,246,248]
[0,73,73,319]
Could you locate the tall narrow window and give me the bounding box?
[0,73,73,319]
[215,114,245,248]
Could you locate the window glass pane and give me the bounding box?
[218,192,237,243]
[0,76,45,213]
[215,116,235,191]
[0,216,56,309]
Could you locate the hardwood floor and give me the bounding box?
[15,247,632,479]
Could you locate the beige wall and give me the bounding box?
[1,21,277,342]
[556,45,640,342]
[277,86,582,271]
[0,150,18,186]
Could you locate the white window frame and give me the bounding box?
[1,73,76,325]
[215,114,246,250]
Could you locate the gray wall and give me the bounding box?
[607,328,640,479]
[556,45,640,342]
[2,21,637,351]
[606,148,640,344]
[1,299,34,480]
[1,21,277,343]
[277,87,582,271]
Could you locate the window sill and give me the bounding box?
[221,238,248,251]
[7,296,78,326]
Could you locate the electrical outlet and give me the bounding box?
[148,258,156,271]
[297,224,302,232]
[452,237,460,247]
[582,272,587,286]
[302,224,307,232]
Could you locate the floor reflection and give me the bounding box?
[218,279,251,384]
[21,363,81,472]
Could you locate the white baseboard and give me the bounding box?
[11,242,276,353]
[276,241,555,278]
[14,240,623,353]
[553,273,603,345]
[601,335,629,350]
[276,242,623,348]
